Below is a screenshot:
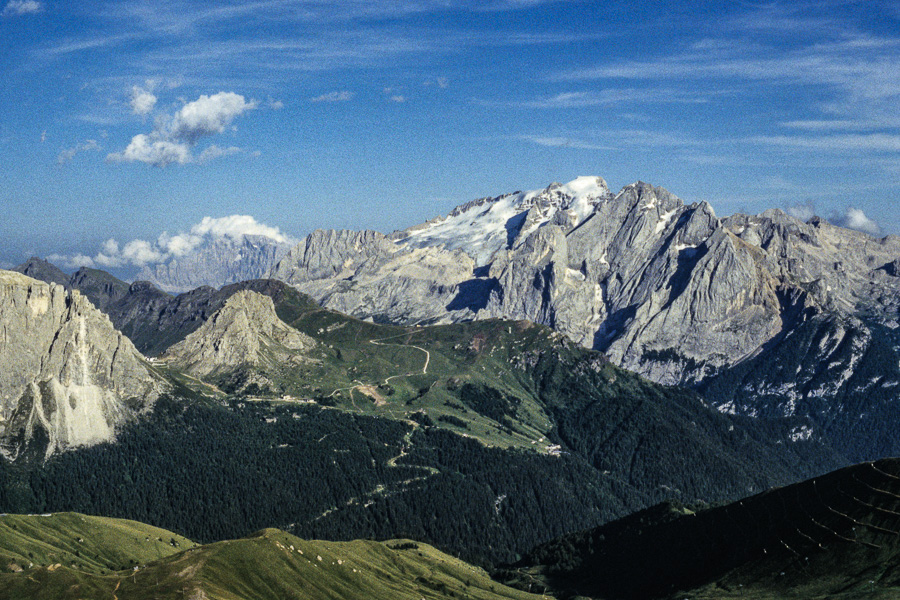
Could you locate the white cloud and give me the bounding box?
[93,239,125,267]
[310,91,353,103]
[130,85,157,115]
[57,139,101,164]
[121,239,168,265]
[830,207,881,236]
[389,95,406,103]
[109,91,256,167]
[47,253,95,269]
[170,92,257,143]
[190,215,294,243]
[2,0,41,16]
[107,134,191,167]
[786,203,816,222]
[68,215,298,270]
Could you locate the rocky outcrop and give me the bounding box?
[0,271,164,460]
[12,263,318,358]
[486,183,789,383]
[163,290,315,380]
[138,235,290,293]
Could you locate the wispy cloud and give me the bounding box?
[521,127,709,152]
[557,25,900,128]
[34,2,595,85]
[2,0,40,16]
[57,139,101,164]
[748,133,900,152]
[527,89,709,108]
[552,7,900,175]
[310,91,353,102]
[520,135,614,151]
[786,202,817,222]
[424,77,449,88]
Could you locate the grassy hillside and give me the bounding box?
[0,514,543,600]
[504,457,900,599]
[0,513,195,574]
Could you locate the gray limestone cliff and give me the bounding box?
[0,270,165,460]
[270,229,475,325]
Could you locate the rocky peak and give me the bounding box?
[11,257,69,288]
[0,270,164,460]
[271,230,398,283]
[163,290,315,379]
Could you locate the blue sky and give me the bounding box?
[2,0,900,273]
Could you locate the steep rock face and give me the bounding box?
[163,290,315,380]
[271,230,476,324]
[138,235,290,293]
[490,186,786,384]
[0,271,164,459]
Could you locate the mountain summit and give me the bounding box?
[163,289,316,393]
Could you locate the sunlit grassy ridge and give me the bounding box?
[0,514,544,600]
[0,512,195,574]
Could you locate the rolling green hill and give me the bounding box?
[0,514,542,600]
[0,512,195,575]
[503,457,900,599]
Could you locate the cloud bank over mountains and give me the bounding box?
[832,207,882,236]
[49,215,296,270]
[787,203,882,236]
[108,91,258,167]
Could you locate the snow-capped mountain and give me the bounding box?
[270,175,900,460]
[393,176,612,266]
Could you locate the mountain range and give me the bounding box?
[266,177,900,462]
[21,175,900,461]
[4,173,900,595]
